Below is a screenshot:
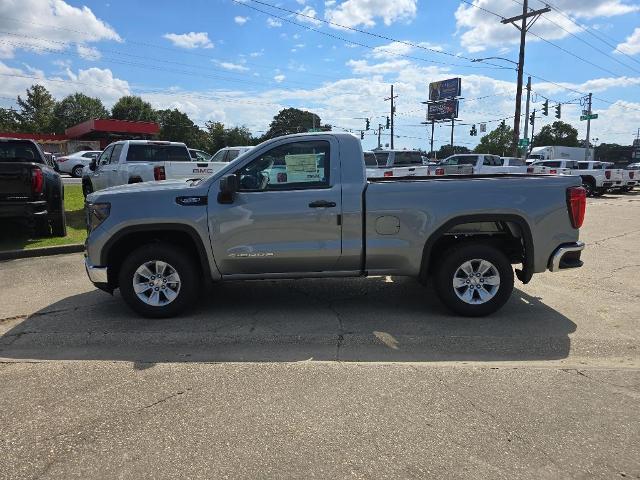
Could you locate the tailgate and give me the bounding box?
[164,161,216,179]
[0,163,35,200]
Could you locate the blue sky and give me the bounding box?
[1,0,640,150]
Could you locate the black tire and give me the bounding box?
[593,188,605,197]
[82,180,93,198]
[71,165,84,178]
[434,242,514,317]
[118,243,200,318]
[582,179,595,197]
[50,210,67,237]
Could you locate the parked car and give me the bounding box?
[621,167,637,192]
[439,154,528,174]
[56,150,102,178]
[431,155,476,175]
[84,132,586,319]
[527,159,579,175]
[189,149,212,162]
[82,140,218,197]
[0,138,66,237]
[365,150,429,178]
[207,146,254,177]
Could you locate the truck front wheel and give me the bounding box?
[434,243,514,317]
[118,243,199,318]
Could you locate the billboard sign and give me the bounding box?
[429,78,461,102]
[427,99,459,121]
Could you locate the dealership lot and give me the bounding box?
[1,191,639,478]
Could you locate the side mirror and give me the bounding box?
[218,174,239,204]
[89,159,97,171]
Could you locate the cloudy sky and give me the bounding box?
[1,0,640,150]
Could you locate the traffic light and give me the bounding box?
[555,104,561,119]
[360,131,364,140]
[386,116,390,129]
[500,119,506,128]
[542,100,549,116]
[365,118,370,130]
[470,125,477,136]
[529,113,535,125]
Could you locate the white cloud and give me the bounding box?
[274,74,286,83]
[216,61,249,72]
[455,0,640,53]
[234,16,249,25]
[0,0,120,59]
[249,50,265,57]
[347,59,412,74]
[296,6,323,26]
[76,44,101,61]
[163,32,213,49]
[325,0,417,28]
[616,28,640,55]
[267,17,283,28]
[371,41,414,59]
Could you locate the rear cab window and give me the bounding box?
[392,151,423,166]
[0,140,44,164]
[364,153,379,167]
[126,144,190,162]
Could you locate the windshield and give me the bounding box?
[126,144,190,162]
[0,141,43,164]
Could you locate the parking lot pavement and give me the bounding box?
[1,191,639,479]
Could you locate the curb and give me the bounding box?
[0,244,84,261]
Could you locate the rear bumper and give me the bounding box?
[548,241,585,272]
[0,201,47,219]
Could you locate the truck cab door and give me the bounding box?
[208,138,343,275]
[91,145,114,191]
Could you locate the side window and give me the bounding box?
[545,161,561,168]
[442,156,458,165]
[577,163,587,170]
[483,156,495,166]
[227,149,240,162]
[236,140,330,191]
[211,150,227,162]
[110,144,123,164]
[458,156,478,165]
[593,163,602,170]
[97,146,114,166]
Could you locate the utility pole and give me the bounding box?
[530,108,536,148]
[585,92,592,161]
[431,120,435,155]
[385,85,398,149]
[377,123,383,150]
[450,118,455,146]
[501,1,550,157]
[522,76,531,160]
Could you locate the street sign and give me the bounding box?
[428,78,461,101]
[518,138,529,147]
[479,123,486,133]
[580,114,598,121]
[427,99,459,121]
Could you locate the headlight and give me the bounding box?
[85,202,110,232]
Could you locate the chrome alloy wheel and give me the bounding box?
[133,260,182,307]
[452,259,501,305]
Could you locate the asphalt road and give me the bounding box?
[1,191,639,479]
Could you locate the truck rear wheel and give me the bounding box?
[50,210,67,237]
[118,243,199,318]
[434,243,514,317]
[82,180,93,198]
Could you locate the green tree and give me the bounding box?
[474,122,515,156]
[16,84,57,133]
[203,121,257,153]
[436,144,470,159]
[0,107,20,132]
[52,93,109,133]
[111,95,157,122]
[532,121,579,147]
[157,109,207,149]
[263,108,328,139]
[594,143,634,163]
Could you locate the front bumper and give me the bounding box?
[85,257,111,292]
[548,241,585,272]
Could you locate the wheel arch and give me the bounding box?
[101,224,210,288]
[419,214,535,284]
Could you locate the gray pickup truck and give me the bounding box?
[84,133,586,318]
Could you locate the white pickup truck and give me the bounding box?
[82,140,218,196]
[529,159,624,196]
[528,159,579,176]
[437,154,525,174]
[365,150,429,178]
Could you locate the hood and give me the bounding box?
[87,179,202,203]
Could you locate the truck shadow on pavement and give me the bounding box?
[0,276,576,364]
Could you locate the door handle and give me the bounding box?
[408,168,415,171]
[308,200,336,208]
[197,163,208,167]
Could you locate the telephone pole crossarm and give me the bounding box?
[500,6,550,28]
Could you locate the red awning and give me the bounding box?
[65,119,160,138]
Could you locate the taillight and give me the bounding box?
[383,171,393,177]
[57,156,68,162]
[605,170,611,179]
[435,167,444,176]
[527,167,534,173]
[567,186,586,229]
[154,166,166,181]
[31,167,43,194]
[550,169,557,174]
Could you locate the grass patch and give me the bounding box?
[0,185,87,251]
